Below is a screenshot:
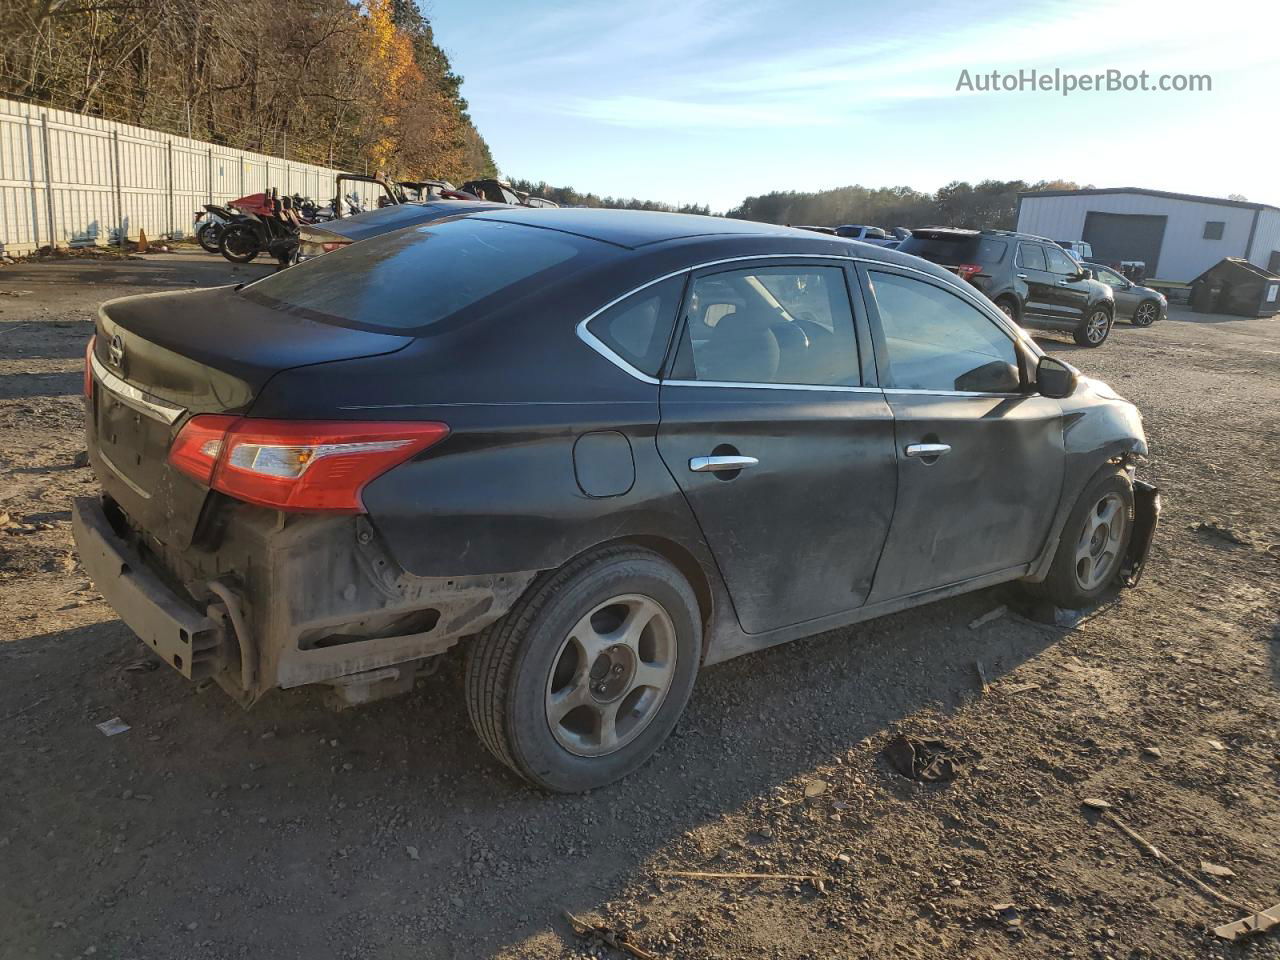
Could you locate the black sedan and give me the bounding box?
[73,209,1159,792]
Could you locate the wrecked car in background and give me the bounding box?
[73,208,1159,793]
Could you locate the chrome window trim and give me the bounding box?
[664,379,880,394]
[90,352,186,425]
[573,252,1032,389]
[882,387,1026,399]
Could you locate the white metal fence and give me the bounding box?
[0,98,378,256]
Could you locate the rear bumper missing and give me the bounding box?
[72,497,226,680]
[72,495,535,702]
[1120,479,1160,587]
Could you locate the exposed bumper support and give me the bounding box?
[1120,479,1160,588]
[72,497,227,680]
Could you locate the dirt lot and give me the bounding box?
[2,250,1277,960]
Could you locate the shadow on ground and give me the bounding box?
[0,582,1063,958]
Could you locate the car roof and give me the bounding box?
[468,208,802,250]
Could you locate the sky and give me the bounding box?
[424,0,1280,212]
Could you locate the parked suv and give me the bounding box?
[898,228,1116,346]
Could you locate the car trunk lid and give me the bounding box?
[90,285,412,548]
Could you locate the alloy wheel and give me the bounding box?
[1074,492,1127,591]
[545,594,677,758]
[1086,310,1111,344]
[1134,302,1157,326]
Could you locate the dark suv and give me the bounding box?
[898,228,1116,347]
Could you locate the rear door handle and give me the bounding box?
[905,443,951,459]
[690,455,758,473]
[1056,280,1071,286]
[1016,273,1029,280]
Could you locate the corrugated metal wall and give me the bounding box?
[0,98,382,256]
[1016,191,1270,282]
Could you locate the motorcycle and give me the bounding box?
[218,189,303,269]
[193,203,235,253]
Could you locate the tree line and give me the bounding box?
[727,179,1087,229]
[507,179,711,215]
[1,0,497,184]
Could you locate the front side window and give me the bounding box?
[1044,245,1079,275]
[869,271,1020,393]
[586,276,684,376]
[1094,265,1127,289]
[1017,242,1047,271]
[674,266,859,386]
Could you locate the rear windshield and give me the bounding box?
[241,217,604,331]
[898,234,1008,265]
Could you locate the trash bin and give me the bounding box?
[1189,258,1280,318]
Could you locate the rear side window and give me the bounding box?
[585,276,684,376]
[673,266,860,386]
[242,218,601,331]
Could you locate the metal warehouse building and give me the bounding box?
[1015,187,1280,283]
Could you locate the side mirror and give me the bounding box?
[1036,355,1079,399]
[1079,268,1093,280]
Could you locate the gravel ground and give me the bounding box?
[1,250,1277,960]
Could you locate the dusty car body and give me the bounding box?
[73,209,1158,792]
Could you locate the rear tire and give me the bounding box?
[465,545,702,793]
[196,222,223,254]
[1132,300,1159,327]
[994,296,1020,322]
[1041,471,1134,609]
[219,225,260,263]
[1074,307,1112,347]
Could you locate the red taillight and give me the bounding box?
[955,263,983,281]
[83,335,96,398]
[322,241,347,253]
[168,417,449,513]
[168,414,238,485]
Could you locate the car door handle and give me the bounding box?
[904,443,951,459]
[689,455,758,473]
[1056,280,1071,286]
[1016,273,1029,280]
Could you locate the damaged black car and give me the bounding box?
[73,208,1159,792]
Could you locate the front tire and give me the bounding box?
[465,545,702,793]
[219,225,260,263]
[1074,307,1112,347]
[994,296,1020,323]
[1132,300,1159,327]
[1041,472,1134,609]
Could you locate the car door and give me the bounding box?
[1092,264,1135,318]
[1015,242,1058,321]
[1043,243,1091,323]
[856,265,1065,602]
[656,260,897,635]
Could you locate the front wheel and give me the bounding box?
[1074,307,1112,347]
[1040,472,1134,609]
[465,545,702,792]
[1132,300,1159,327]
[219,225,260,263]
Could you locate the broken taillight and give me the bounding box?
[168,417,449,513]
